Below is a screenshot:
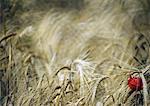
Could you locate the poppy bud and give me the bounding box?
[128,77,143,91]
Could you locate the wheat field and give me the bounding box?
[0,0,149,106]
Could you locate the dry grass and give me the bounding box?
[0,0,149,106]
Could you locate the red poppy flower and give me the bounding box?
[128,77,143,91]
